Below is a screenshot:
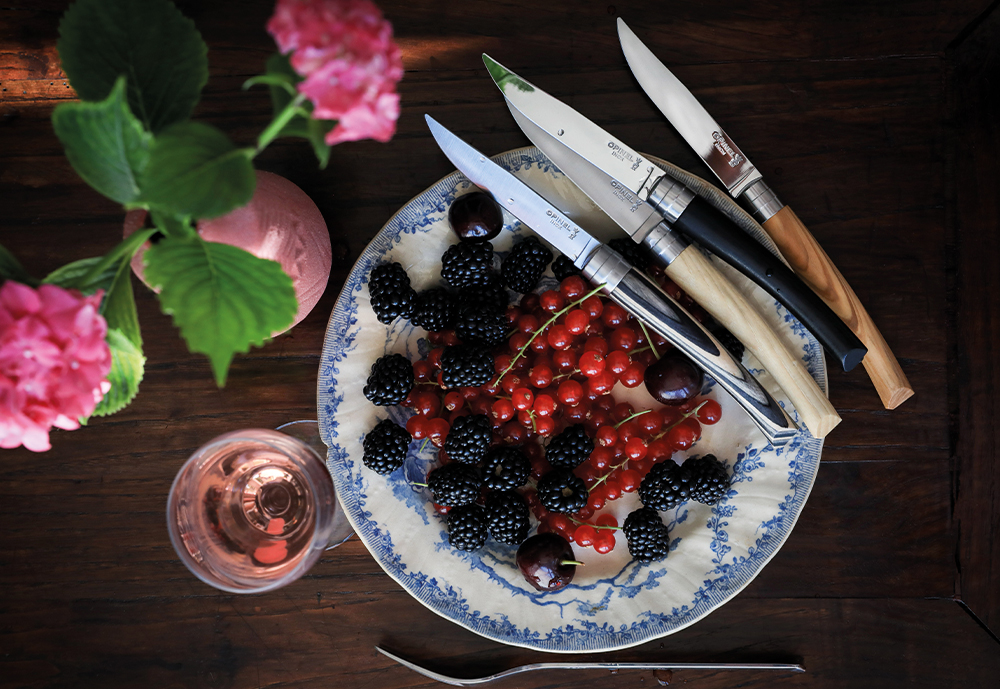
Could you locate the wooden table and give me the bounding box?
[2,1,999,686]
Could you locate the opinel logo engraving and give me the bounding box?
[712,131,744,167]
[610,180,643,212]
[607,141,642,171]
[546,209,579,239]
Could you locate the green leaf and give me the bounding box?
[101,256,142,349]
[43,257,117,294]
[0,243,39,286]
[143,235,297,386]
[57,0,208,133]
[91,328,145,418]
[51,77,151,205]
[140,121,257,220]
[257,53,334,168]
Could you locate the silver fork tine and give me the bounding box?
[374,646,805,686]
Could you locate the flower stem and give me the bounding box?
[255,92,308,154]
[78,228,158,290]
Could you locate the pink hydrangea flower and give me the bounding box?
[0,282,112,452]
[267,0,404,145]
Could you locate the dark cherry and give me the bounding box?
[643,349,705,405]
[448,191,504,242]
[516,533,581,592]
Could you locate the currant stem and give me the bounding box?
[637,321,660,360]
[589,459,629,491]
[568,515,622,530]
[561,560,585,567]
[492,284,606,387]
[614,409,652,429]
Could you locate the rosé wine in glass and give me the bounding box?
[167,423,351,593]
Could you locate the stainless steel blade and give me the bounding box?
[483,54,670,203]
[505,101,665,243]
[617,19,762,198]
[425,115,602,266]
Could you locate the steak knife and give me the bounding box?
[617,19,913,409]
[425,115,798,447]
[482,55,866,375]
[504,105,840,438]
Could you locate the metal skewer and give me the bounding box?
[375,646,805,686]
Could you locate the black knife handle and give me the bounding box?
[662,194,867,372]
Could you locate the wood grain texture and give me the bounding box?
[762,204,914,408]
[950,3,1000,634]
[1,0,997,686]
[668,246,841,437]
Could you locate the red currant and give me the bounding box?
[557,380,584,406]
[593,531,616,554]
[565,309,590,335]
[697,399,723,424]
[581,295,604,318]
[578,350,606,377]
[560,275,588,300]
[619,361,646,388]
[574,524,597,547]
[583,336,609,357]
[602,302,627,327]
[539,290,565,312]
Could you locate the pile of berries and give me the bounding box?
[361,206,734,571]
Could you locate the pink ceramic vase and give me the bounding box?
[124,171,332,334]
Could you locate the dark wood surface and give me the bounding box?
[2,1,999,686]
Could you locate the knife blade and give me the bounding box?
[425,115,798,446]
[504,105,840,438]
[617,18,913,410]
[482,55,867,375]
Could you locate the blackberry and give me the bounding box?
[608,237,651,272]
[537,468,589,514]
[456,276,510,312]
[502,235,553,293]
[410,288,457,332]
[552,255,582,281]
[485,491,530,545]
[623,507,670,562]
[427,463,482,507]
[443,414,492,464]
[441,241,495,289]
[447,504,488,551]
[368,262,416,324]
[440,344,494,388]
[362,354,413,406]
[482,445,531,491]
[361,418,411,475]
[683,454,731,504]
[712,326,745,362]
[544,424,594,469]
[638,461,690,511]
[454,307,508,347]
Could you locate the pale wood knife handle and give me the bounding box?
[761,205,914,409]
[668,246,841,438]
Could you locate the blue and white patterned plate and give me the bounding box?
[318,147,825,653]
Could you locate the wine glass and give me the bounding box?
[166,420,353,594]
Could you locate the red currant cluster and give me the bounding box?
[401,274,722,555]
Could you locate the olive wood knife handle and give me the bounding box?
[666,245,841,438]
[761,205,914,409]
